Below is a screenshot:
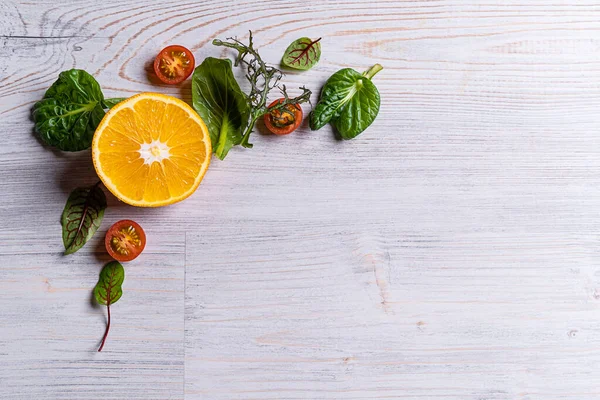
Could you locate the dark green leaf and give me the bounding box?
[309,64,382,139]
[61,183,106,255]
[103,98,127,109]
[191,57,250,160]
[281,37,321,71]
[32,69,106,151]
[94,261,124,306]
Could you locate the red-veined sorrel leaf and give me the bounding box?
[94,261,124,352]
[281,37,321,71]
[94,261,124,306]
[61,182,106,255]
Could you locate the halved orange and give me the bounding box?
[92,93,211,207]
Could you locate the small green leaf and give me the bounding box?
[191,57,250,160]
[32,69,106,151]
[282,37,321,70]
[95,261,124,352]
[94,261,124,306]
[61,183,107,255]
[103,98,127,109]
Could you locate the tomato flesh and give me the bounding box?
[264,99,303,135]
[105,220,146,262]
[153,45,195,84]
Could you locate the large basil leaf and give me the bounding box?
[281,37,321,70]
[32,69,106,151]
[310,64,382,139]
[191,57,250,160]
[61,183,107,255]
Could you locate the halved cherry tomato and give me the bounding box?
[264,99,303,135]
[153,45,195,84]
[105,220,146,262]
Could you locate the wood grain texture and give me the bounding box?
[2,0,600,398]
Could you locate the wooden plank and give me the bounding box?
[183,220,600,399]
[0,230,185,400]
[2,0,600,399]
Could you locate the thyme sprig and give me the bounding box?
[213,31,312,148]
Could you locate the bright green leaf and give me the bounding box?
[191,57,250,160]
[309,64,382,139]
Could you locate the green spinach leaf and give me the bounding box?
[61,182,106,255]
[191,57,250,160]
[32,69,106,151]
[94,261,124,352]
[102,98,127,109]
[282,37,321,70]
[310,64,382,139]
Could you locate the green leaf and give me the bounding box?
[281,37,321,70]
[103,98,127,109]
[94,261,124,306]
[309,64,382,139]
[191,57,250,160]
[61,183,107,255]
[95,261,124,352]
[32,69,106,151]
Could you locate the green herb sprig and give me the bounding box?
[213,31,312,149]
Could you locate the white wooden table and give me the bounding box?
[2,1,600,398]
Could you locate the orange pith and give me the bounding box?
[92,93,211,207]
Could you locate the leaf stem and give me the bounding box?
[363,64,383,80]
[241,114,260,148]
[98,303,110,352]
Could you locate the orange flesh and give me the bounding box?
[92,93,211,207]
